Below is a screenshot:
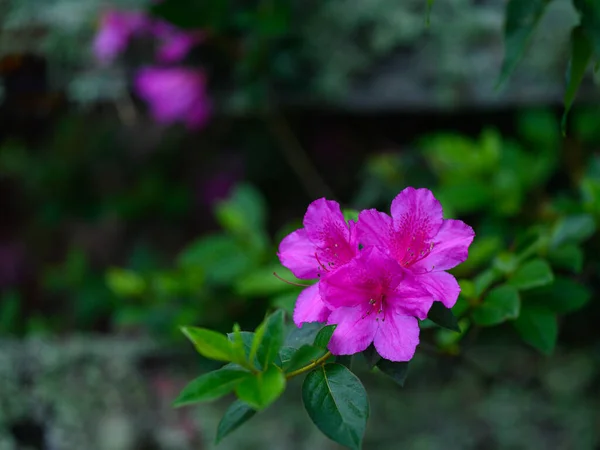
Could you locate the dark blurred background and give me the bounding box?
[1,0,599,449]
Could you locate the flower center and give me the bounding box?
[362,294,386,322]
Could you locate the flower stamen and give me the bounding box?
[272,272,312,287]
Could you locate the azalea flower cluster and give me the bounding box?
[278,187,475,362]
[93,7,210,129]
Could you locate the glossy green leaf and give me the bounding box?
[513,305,558,355]
[277,346,296,367]
[284,345,327,373]
[235,364,286,410]
[228,325,251,368]
[376,359,409,387]
[215,400,257,444]
[427,302,461,332]
[562,26,593,135]
[284,322,323,348]
[181,327,234,362]
[472,285,521,326]
[173,368,250,407]
[508,258,554,290]
[551,214,596,248]
[547,244,584,273]
[302,364,369,450]
[313,325,337,348]
[524,277,591,314]
[252,310,285,369]
[497,0,552,88]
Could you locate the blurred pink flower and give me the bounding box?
[150,21,204,63]
[93,9,148,64]
[135,67,211,129]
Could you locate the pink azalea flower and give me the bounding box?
[93,9,148,64]
[357,187,475,309]
[277,199,359,327]
[134,67,211,129]
[320,246,434,361]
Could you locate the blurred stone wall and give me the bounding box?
[0,337,598,450]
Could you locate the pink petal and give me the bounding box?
[386,187,444,267]
[356,208,393,251]
[302,199,356,269]
[319,246,403,310]
[373,314,419,362]
[327,305,378,355]
[390,187,443,239]
[414,219,475,272]
[293,284,331,327]
[387,277,434,320]
[414,271,460,308]
[278,229,319,280]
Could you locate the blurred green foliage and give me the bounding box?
[3,104,597,362]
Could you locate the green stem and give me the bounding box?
[285,351,333,379]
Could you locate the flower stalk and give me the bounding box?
[286,351,333,379]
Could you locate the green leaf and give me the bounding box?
[284,322,323,348]
[234,266,297,297]
[427,302,460,332]
[215,184,267,234]
[342,209,359,223]
[472,285,521,326]
[173,368,250,407]
[277,346,297,367]
[376,359,409,386]
[229,325,249,368]
[508,258,554,290]
[562,26,594,135]
[551,214,596,248]
[524,277,591,314]
[513,305,558,355]
[215,400,257,444]
[313,325,337,348]
[497,0,552,89]
[302,364,369,450]
[105,268,146,298]
[235,364,286,410]
[284,345,327,373]
[573,0,600,56]
[177,234,253,286]
[271,292,298,316]
[181,327,234,362]
[253,310,285,369]
[362,345,381,369]
[227,331,255,360]
[547,245,584,273]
